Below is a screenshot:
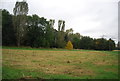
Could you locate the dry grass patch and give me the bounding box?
[2,48,118,78]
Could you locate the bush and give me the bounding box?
[65,41,73,50]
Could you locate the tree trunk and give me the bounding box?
[17,42,20,47]
[17,37,20,47]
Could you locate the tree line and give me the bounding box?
[2,1,118,51]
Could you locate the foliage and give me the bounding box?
[65,29,81,49]
[94,38,115,50]
[13,1,28,46]
[65,41,73,50]
[24,15,46,47]
[2,1,116,50]
[56,20,66,48]
[79,36,94,49]
[116,41,120,50]
[2,9,16,46]
[56,31,66,48]
[13,1,28,16]
[107,38,115,51]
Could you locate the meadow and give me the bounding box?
[2,47,119,79]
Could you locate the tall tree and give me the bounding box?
[13,1,28,46]
[58,20,62,31]
[58,20,65,32]
[61,21,65,32]
[2,9,16,46]
[44,19,55,47]
[56,20,66,48]
[24,15,45,47]
[13,1,28,16]
[49,19,55,28]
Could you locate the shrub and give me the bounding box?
[65,41,73,50]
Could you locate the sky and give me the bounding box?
[1,0,119,43]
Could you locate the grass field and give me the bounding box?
[2,47,119,79]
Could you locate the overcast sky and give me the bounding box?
[1,0,119,43]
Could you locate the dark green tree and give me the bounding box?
[79,36,94,49]
[94,38,107,50]
[107,38,115,51]
[24,15,45,47]
[2,9,16,46]
[72,33,81,49]
[94,38,115,51]
[45,22,54,47]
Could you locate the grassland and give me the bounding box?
[2,47,119,79]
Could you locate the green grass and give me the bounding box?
[2,46,119,53]
[2,46,97,51]
[2,46,69,51]
[3,66,86,79]
[2,46,119,79]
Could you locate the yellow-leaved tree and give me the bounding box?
[65,41,73,50]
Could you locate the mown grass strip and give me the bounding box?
[2,46,96,52]
[3,66,89,79]
[2,46,119,54]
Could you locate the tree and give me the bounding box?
[107,38,115,51]
[94,38,115,51]
[24,15,46,47]
[65,28,82,49]
[56,20,66,48]
[45,21,55,47]
[58,20,62,31]
[52,29,58,48]
[61,21,65,32]
[13,1,28,16]
[72,33,81,49]
[2,9,16,46]
[2,5,117,50]
[79,36,94,49]
[65,28,74,41]
[66,28,73,34]
[49,19,55,28]
[56,31,66,48]
[13,1,28,46]
[65,41,73,50]
[117,41,120,50]
[94,38,107,50]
